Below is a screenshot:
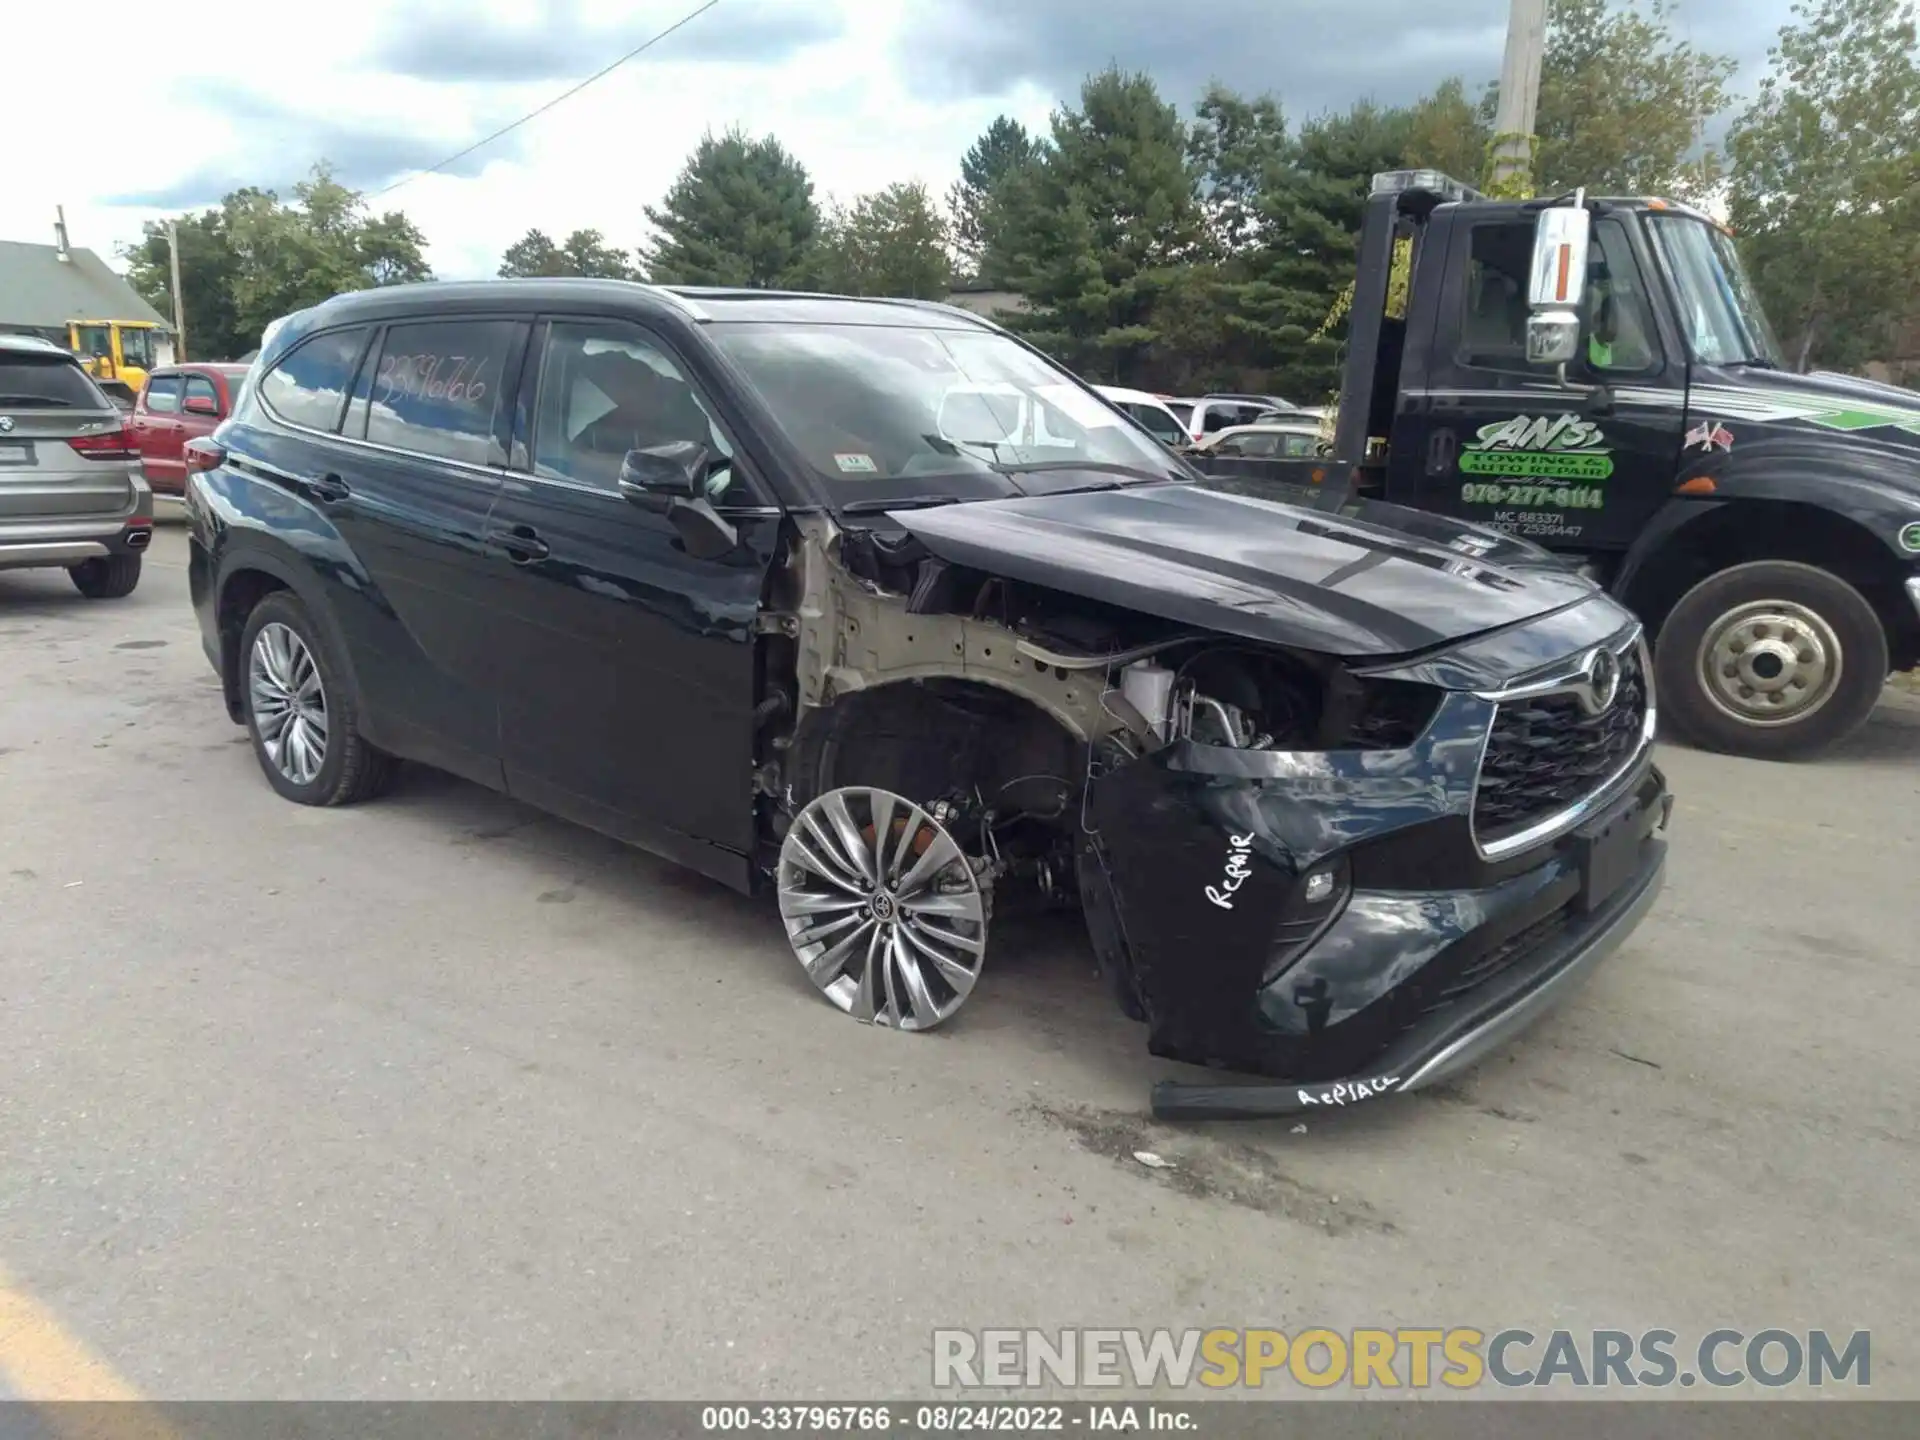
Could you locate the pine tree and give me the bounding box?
[947,116,1041,284]
[819,183,951,299]
[641,130,821,288]
[1000,69,1204,382]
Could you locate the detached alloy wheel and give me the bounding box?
[238,592,394,805]
[777,787,987,1031]
[1656,560,1887,761]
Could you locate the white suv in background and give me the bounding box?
[1092,386,1190,449]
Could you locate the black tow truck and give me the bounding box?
[1198,169,1920,759]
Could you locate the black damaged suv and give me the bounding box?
[187,280,1671,1116]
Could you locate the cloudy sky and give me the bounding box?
[9,0,1793,284]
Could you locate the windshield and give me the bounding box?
[118,327,155,368]
[708,322,1188,502]
[1648,216,1784,368]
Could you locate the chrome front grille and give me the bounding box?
[1473,636,1652,855]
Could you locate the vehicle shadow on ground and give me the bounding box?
[1825,691,1920,764]
[362,762,1172,1104]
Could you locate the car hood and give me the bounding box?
[1693,366,1920,450]
[890,482,1601,659]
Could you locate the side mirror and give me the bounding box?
[617,441,709,511]
[184,394,219,416]
[1527,205,1592,367]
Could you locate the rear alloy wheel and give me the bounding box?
[250,621,330,787]
[68,554,141,599]
[238,591,394,805]
[777,787,987,1031]
[1656,560,1887,761]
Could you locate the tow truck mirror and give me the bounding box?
[1526,206,1592,367]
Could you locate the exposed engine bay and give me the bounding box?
[752,513,1440,1034]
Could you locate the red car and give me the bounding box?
[130,363,250,496]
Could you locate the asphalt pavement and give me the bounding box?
[1,522,1916,1399]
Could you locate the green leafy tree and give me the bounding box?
[1187,84,1288,258]
[126,165,431,356]
[498,228,565,277]
[1499,0,1737,199]
[1405,78,1491,185]
[947,116,1042,284]
[557,229,636,279]
[1235,101,1417,401]
[123,209,247,362]
[1730,0,1920,371]
[640,129,820,287]
[219,167,432,342]
[502,228,637,279]
[1000,68,1204,382]
[819,182,951,299]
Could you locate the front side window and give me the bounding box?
[364,320,520,466]
[1459,219,1661,375]
[1649,216,1785,368]
[259,327,368,432]
[1280,432,1320,457]
[119,328,155,368]
[75,325,112,359]
[531,321,739,501]
[145,376,182,413]
[709,321,1185,502]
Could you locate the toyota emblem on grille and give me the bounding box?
[0,416,13,433]
[1577,647,1622,717]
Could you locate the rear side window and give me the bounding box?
[145,376,182,413]
[259,328,369,432]
[183,375,219,410]
[363,320,521,467]
[0,354,106,409]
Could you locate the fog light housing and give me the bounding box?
[1303,870,1336,904]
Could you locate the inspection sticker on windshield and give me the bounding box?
[834,453,878,474]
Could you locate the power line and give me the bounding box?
[372,0,722,199]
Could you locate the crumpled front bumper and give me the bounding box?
[1079,686,1672,1119]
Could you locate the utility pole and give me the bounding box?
[166,219,187,362]
[1490,0,1548,193]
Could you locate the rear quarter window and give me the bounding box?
[361,319,522,467]
[258,327,370,432]
[0,354,107,409]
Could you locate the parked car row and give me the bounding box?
[179,278,1671,1118]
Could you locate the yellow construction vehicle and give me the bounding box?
[66,318,162,393]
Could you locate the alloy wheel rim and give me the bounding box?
[1696,599,1843,727]
[777,787,986,1031]
[248,622,329,785]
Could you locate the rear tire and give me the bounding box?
[1655,560,1886,761]
[238,591,395,806]
[68,554,141,599]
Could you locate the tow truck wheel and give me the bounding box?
[777,786,988,1031]
[1656,560,1887,761]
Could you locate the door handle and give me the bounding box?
[489,524,550,563]
[308,473,351,503]
[1426,427,1458,477]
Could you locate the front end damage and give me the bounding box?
[757,510,1671,1118]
